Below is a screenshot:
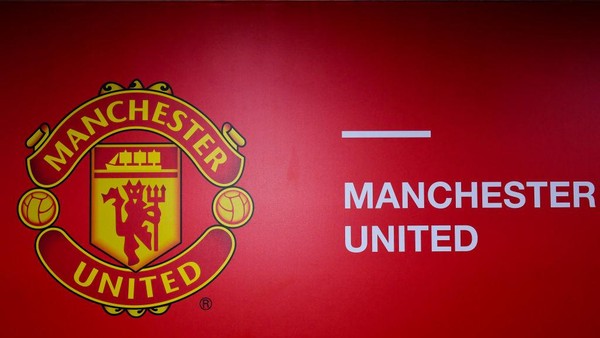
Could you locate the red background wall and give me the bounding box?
[2,2,599,337]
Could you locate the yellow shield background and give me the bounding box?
[91,144,181,271]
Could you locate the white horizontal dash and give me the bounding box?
[341,130,431,139]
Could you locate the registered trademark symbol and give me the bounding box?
[200,297,213,310]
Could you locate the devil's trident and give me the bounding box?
[146,185,166,251]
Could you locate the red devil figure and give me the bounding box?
[102,180,165,266]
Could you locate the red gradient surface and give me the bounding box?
[2,2,599,337]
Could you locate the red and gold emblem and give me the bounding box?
[91,144,182,271]
[17,80,253,317]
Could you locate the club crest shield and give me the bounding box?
[17,80,253,317]
[91,144,181,271]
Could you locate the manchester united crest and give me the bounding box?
[91,144,182,271]
[17,80,253,317]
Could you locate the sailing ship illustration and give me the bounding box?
[105,149,162,172]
